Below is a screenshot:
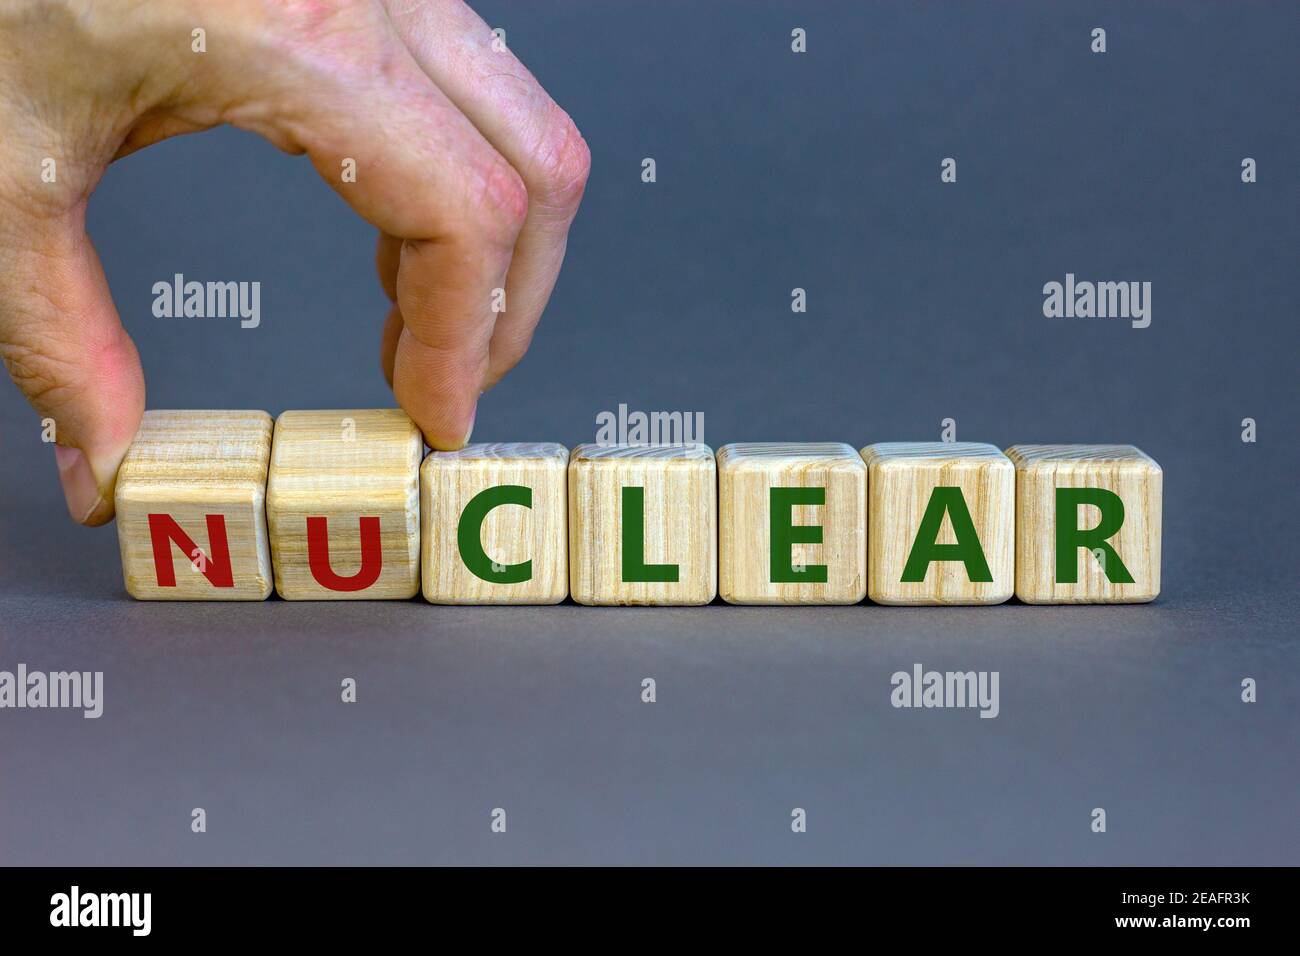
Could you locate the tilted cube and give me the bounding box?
[115,409,273,600]
[267,409,422,600]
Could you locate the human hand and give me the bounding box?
[0,0,590,524]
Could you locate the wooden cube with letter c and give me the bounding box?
[266,409,422,600]
[420,442,569,604]
[115,409,274,600]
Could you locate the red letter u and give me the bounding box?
[306,516,383,592]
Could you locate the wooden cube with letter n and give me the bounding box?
[267,409,422,600]
[718,442,867,604]
[421,442,568,604]
[115,409,274,600]
[1006,444,1162,604]
[861,442,1014,605]
[568,443,716,605]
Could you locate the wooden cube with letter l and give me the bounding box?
[860,442,1014,605]
[568,443,717,606]
[717,442,867,604]
[115,409,274,600]
[1006,444,1162,604]
[421,442,568,604]
[266,409,422,600]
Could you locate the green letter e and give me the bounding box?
[770,487,828,583]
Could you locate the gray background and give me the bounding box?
[1,1,1296,865]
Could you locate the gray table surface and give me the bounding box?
[1,1,1296,865]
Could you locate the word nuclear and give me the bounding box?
[113,410,1162,606]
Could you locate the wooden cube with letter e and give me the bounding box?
[718,442,867,604]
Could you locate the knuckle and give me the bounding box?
[469,156,529,247]
[529,108,591,212]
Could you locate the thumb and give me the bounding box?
[0,201,145,525]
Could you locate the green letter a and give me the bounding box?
[900,486,992,583]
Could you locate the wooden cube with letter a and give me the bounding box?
[568,443,716,605]
[421,443,568,604]
[1006,444,1162,604]
[718,442,866,604]
[267,409,422,600]
[115,409,273,600]
[861,442,1013,605]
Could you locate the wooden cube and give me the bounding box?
[266,409,422,600]
[568,443,716,605]
[718,442,866,604]
[861,442,1014,605]
[1006,444,1162,604]
[421,443,568,604]
[115,409,273,600]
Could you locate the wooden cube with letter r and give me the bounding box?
[1006,444,1162,604]
[568,443,716,605]
[421,442,568,604]
[115,409,273,600]
[718,442,867,604]
[267,409,422,600]
[861,442,1014,605]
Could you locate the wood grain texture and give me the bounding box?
[718,442,866,604]
[861,442,1013,605]
[568,443,717,605]
[267,409,422,600]
[421,442,568,604]
[115,409,273,600]
[1006,444,1162,604]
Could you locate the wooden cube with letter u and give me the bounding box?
[115,409,274,600]
[421,442,568,604]
[718,442,867,604]
[568,443,717,605]
[861,442,1014,605]
[267,409,422,600]
[1006,444,1162,604]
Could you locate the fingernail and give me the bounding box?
[55,445,109,524]
[462,404,477,447]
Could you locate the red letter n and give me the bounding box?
[147,514,235,588]
[306,516,383,592]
